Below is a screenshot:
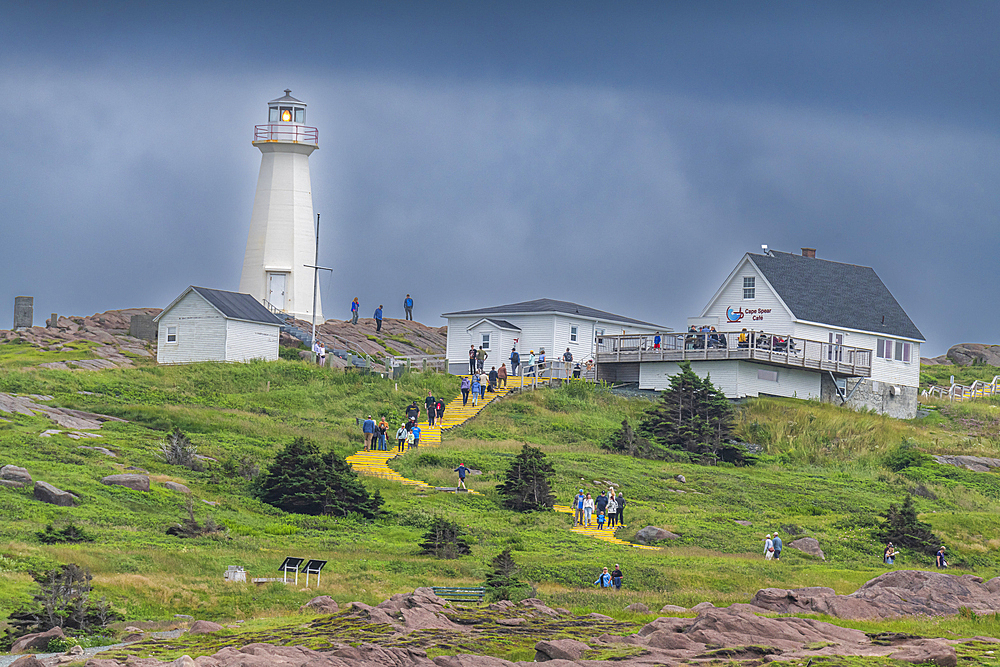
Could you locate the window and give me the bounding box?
[294,108,305,123]
[757,369,778,382]
[166,326,177,343]
[877,338,911,362]
[269,107,279,122]
[595,328,605,336]
[481,333,490,349]
[743,276,756,299]
[570,326,578,342]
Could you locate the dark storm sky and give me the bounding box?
[1,1,997,355]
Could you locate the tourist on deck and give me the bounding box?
[454,463,469,491]
[476,345,488,372]
[405,400,420,425]
[611,564,623,590]
[607,491,619,528]
[653,332,661,350]
[425,390,437,426]
[936,546,948,568]
[351,297,359,324]
[377,417,388,451]
[488,366,498,392]
[616,492,627,528]
[538,348,546,373]
[404,294,413,320]
[510,348,520,376]
[469,345,477,375]
[396,423,407,452]
[374,305,384,332]
[738,328,749,348]
[470,375,481,406]
[498,363,508,388]
[764,534,774,560]
[883,542,897,565]
[436,398,445,425]
[595,567,612,588]
[772,532,782,560]
[574,490,586,525]
[563,348,573,377]
[461,376,471,406]
[411,424,421,449]
[583,493,595,526]
[362,415,375,452]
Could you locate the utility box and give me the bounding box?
[13,296,32,330]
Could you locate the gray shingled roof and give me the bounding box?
[471,318,521,331]
[443,298,665,328]
[749,252,924,341]
[190,287,285,326]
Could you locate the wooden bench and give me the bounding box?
[432,586,485,604]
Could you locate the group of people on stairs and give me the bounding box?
[572,488,627,530]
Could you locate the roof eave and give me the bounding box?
[793,318,925,343]
[442,309,668,330]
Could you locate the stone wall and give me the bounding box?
[820,374,918,419]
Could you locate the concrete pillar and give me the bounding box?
[13,297,32,330]
[129,314,157,340]
[444,359,449,374]
[48,313,58,328]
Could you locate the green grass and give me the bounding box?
[921,362,1000,388]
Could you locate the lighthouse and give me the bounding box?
[239,90,322,322]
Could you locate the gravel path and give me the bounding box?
[0,629,186,667]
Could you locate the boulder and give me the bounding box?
[1,479,26,488]
[188,620,223,634]
[301,595,339,614]
[675,474,686,483]
[625,603,649,613]
[11,626,66,653]
[932,455,1000,473]
[659,604,687,613]
[788,537,825,559]
[517,597,561,617]
[890,639,958,666]
[34,480,77,506]
[945,343,1000,367]
[684,607,868,651]
[635,526,680,544]
[163,481,192,494]
[534,638,591,661]
[101,474,150,491]
[1,464,31,484]
[690,601,715,612]
[637,617,693,636]
[171,657,198,667]
[10,657,47,667]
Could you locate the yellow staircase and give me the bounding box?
[347,375,659,549]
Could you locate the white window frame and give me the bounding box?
[481,333,491,350]
[877,338,911,363]
[743,276,756,300]
[166,325,178,343]
[570,326,578,343]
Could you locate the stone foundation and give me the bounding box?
[820,375,918,419]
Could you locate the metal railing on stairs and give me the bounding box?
[922,376,1000,402]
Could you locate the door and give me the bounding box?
[268,273,287,311]
[828,333,843,362]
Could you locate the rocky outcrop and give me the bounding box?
[188,620,223,634]
[101,474,150,492]
[34,480,77,506]
[163,481,192,494]
[0,394,126,430]
[788,537,825,559]
[890,638,958,666]
[533,638,590,661]
[942,343,1000,367]
[11,626,65,653]
[301,595,339,614]
[932,455,1000,472]
[634,526,679,544]
[9,656,47,667]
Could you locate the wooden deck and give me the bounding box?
[596,332,872,377]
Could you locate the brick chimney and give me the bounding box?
[801,248,816,258]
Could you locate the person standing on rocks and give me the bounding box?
[583,493,595,527]
[574,489,586,526]
[425,390,437,426]
[362,415,375,452]
[404,294,413,320]
[461,376,471,406]
[351,297,360,325]
[510,347,520,376]
[883,542,897,565]
[772,532,782,560]
[764,534,775,560]
[936,546,948,568]
[595,567,612,588]
[454,463,469,491]
[611,564,623,590]
[469,345,478,375]
[374,305,383,332]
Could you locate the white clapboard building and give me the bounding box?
[595,248,924,418]
[443,298,666,373]
[155,286,284,365]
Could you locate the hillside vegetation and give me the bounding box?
[3,343,1000,649]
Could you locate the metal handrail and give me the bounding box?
[254,124,319,144]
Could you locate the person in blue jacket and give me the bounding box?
[374,305,383,332]
[454,463,469,491]
[595,567,612,588]
[510,348,520,376]
[410,424,421,449]
[403,294,413,320]
[772,532,783,560]
[362,415,375,452]
[574,489,586,526]
[351,297,359,324]
[470,375,481,407]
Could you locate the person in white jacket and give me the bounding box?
[764,534,774,560]
[582,494,595,526]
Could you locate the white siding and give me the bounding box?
[225,319,280,362]
[639,360,821,399]
[445,316,480,368]
[791,322,920,388]
[701,258,795,335]
[157,292,227,364]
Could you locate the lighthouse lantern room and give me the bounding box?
[239,90,322,322]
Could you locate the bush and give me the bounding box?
[166,498,226,538]
[37,523,94,544]
[279,344,306,361]
[883,441,932,472]
[484,548,533,602]
[159,427,204,471]
[496,444,555,512]
[876,494,943,558]
[418,517,472,559]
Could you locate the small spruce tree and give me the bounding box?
[418,517,472,559]
[496,444,555,512]
[877,494,943,558]
[483,547,532,602]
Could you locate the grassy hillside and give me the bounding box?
[4,346,1000,645]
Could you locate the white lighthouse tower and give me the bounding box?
[239,90,322,322]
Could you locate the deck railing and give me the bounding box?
[254,124,319,144]
[595,331,872,377]
[923,376,1000,402]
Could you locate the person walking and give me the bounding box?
[454,463,469,491]
[461,376,471,406]
[470,374,481,407]
[510,348,520,376]
[583,493,595,527]
[498,363,508,388]
[436,398,445,425]
[617,492,627,528]
[362,415,375,452]
[764,534,774,560]
[396,423,407,452]
[573,489,586,526]
[595,567,612,588]
[772,532,783,560]
[488,366,498,393]
[469,345,477,375]
[403,294,413,320]
[596,510,606,530]
[351,297,359,324]
[478,369,489,398]
[883,542,897,565]
[936,546,948,568]
[411,424,421,449]
[607,492,619,528]
[405,400,420,425]
[526,351,536,375]
[377,417,388,451]
[562,348,573,378]
[595,490,608,519]
[611,564,623,590]
[374,305,383,332]
[405,427,415,450]
[476,345,488,372]
[425,390,437,426]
